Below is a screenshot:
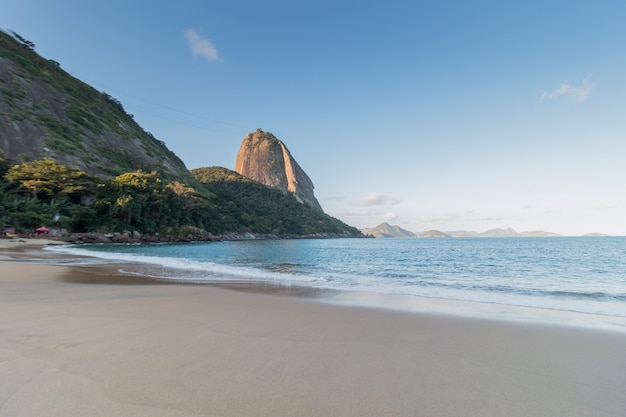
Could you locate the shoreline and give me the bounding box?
[1,258,625,416]
[3,239,626,334]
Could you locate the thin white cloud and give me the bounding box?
[184,29,222,63]
[361,193,401,206]
[381,212,400,222]
[592,203,617,210]
[540,77,594,103]
[479,216,504,222]
[419,213,464,224]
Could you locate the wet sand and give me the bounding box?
[1,251,625,416]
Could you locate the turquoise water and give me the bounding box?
[50,237,626,319]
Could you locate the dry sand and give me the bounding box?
[1,257,625,416]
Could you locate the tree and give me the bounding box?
[2,158,99,232]
[0,150,10,177]
[4,197,47,230]
[95,170,170,231]
[5,158,96,202]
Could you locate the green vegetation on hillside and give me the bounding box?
[191,167,360,236]
[0,155,360,237]
[0,153,216,234]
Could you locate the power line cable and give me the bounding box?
[83,78,251,132]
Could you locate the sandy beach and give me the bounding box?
[1,245,625,416]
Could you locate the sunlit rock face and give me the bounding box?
[235,129,322,211]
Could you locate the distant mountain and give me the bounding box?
[363,225,567,238]
[479,227,520,237]
[446,228,561,238]
[362,221,604,239]
[362,223,416,238]
[445,230,480,238]
[419,230,450,238]
[518,230,561,237]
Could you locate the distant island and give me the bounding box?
[362,223,609,238]
[361,223,416,238]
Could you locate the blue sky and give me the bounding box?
[3,1,626,235]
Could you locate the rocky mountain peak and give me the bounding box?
[235,129,322,211]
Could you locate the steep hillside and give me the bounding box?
[191,166,361,236]
[0,30,362,238]
[235,129,322,211]
[0,30,191,181]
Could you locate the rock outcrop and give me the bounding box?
[235,129,323,211]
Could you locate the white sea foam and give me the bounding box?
[45,238,626,328]
[46,245,325,284]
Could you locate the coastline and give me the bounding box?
[18,238,626,333]
[1,244,626,416]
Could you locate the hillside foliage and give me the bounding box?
[0,152,216,234]
[0,30,361,239]
[0,155,360,237]
[191,167,360,236]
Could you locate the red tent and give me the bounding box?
[35,226,50,236]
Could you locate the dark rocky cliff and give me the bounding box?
[0,30,191,181]
[235,129,323,211]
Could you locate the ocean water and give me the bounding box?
[49,237,626,329]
